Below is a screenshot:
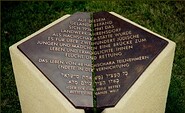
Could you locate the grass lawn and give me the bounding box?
[1,1,185,113]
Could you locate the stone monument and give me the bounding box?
[10,11,175,113]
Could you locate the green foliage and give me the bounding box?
[1,1,185,113]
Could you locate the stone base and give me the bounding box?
[10,14,84,113]
[10,12,175,113]
[101,12,176,113]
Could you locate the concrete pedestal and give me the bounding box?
[10,12,175,113]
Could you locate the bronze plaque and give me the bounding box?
[93,11,168,108]
[18,11,168,109]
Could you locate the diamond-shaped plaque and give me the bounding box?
[18,11,168,109]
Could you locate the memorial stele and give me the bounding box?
[10,11,176,113]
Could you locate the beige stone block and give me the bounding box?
[10,14,84,113]
[10,12,175,113]
[102,12,176,113]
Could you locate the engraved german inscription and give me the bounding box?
[18,11,168,109]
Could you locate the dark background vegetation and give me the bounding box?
[1,1,185,113]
